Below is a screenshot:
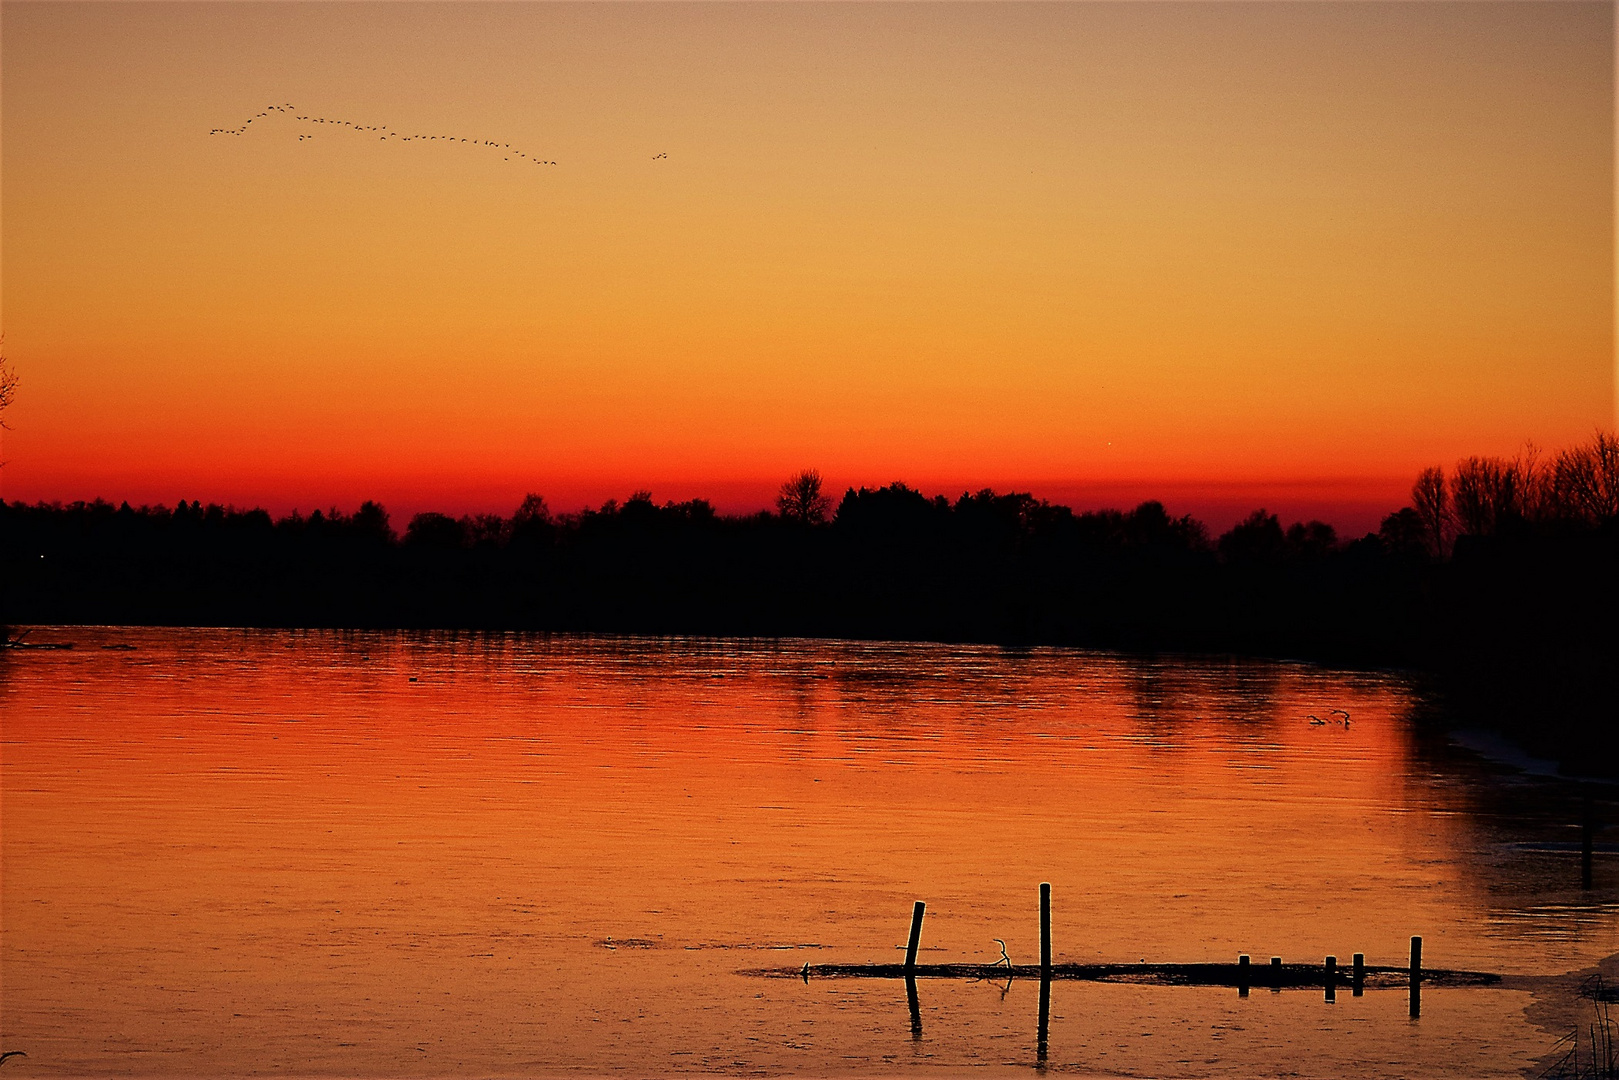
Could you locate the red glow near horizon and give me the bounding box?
[2,3,1611,534]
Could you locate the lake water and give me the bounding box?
[2,627,1614,1077]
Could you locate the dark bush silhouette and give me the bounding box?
[1379,507,1427,558]
[1218,510,1286,563]
[404,512,466,549]
[354,500,393,543]
[834,482,949,536]
[1285,520,1337,559]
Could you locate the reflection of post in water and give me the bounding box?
[1409,936,1422,1018]
[906,975,922,1041]
[1037,972,1051,1067]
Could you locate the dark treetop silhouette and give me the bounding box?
[3,435,1615,774]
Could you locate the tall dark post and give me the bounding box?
[904,901,926,972]
[1039,883,1052,979]
[1238,954,1250,997]
[1038,882,1052,1067]
[906,975,922,1041]
[1324,955,1336,1003]
[1352,953,1365,997]
[1409,936,1422,1018]
[1270,956,1282,992]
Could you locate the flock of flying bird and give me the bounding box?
[209,103,559,165]
[208,102,671,166]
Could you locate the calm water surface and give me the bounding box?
[2,628,1614,1078]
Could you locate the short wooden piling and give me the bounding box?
[1039,883,1052,979]
[1409,936,1422,1018]
[1324,955,1336,1003]
[904,902,926,972]
[1270,956,1282,992]
[1237,954,1250,997]
[1352,953,1365,996]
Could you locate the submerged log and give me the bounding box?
[745,961,1501,989]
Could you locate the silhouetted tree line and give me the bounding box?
[3,439,1614,772]
[1367,434,1619,773]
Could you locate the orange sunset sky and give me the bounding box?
[1,1,1613,532]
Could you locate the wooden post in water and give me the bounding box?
[1270,956,1282,992]
[1039,883,1052,979]
[1352,953,1365,997]
[1324,955,1336,1003]
[1038,882,1052,1065]
[906,975,922,1041]
[1409,936,1422,1018]
[1238,954,1250,997]
[904,902,926,972]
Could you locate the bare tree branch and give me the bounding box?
[777,469,830,525]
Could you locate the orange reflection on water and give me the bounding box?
[2,629,1605,1076]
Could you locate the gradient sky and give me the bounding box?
[2,2,1612,530]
